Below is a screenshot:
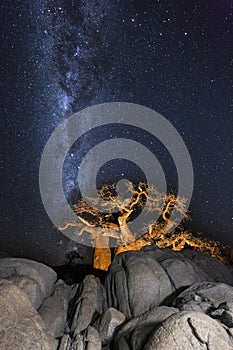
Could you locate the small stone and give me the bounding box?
[53,279,72,313]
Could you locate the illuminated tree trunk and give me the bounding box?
[93,235,111,271]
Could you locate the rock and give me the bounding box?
[106,248,232,319]
[181,249,233,285]
[144,311,233,349]
[38,279,71,338]
[173,282,233,311]
[0,258,57,298]
[39,296,67,338]
[141,245,183,260]
[222,310,233,328]
[0,279,56,350]
[86,326,102,350]
[95,307,126,345]
[159,257,210,291]
[115,337,131,350]
[58,334,72,350]
[72,333,85,350]
[225,302,233,313]
[141,246,216,289]
[7,275,44,309]
[53,278,72,308]
[105,251,174,318]
[0,248,232,350]
[210,307,225,318]
[70,275,104,335]
[142,245,233,285]
[114,305,178,349]
[71,327,101,350]
[104,247,233,348]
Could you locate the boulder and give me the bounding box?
[86,326,102,350]
[173,282,233,311]
[105,251,174,318]
[142,245,233,285]
[159,257,210,291]
[94,307,126,345]
[0,258,57,298]
[144,311,233,349]
[0,279,56,350]
[7,274,44,309]
[181,249,233,285]
[39,296,67,338]
[106,248,233,319]
[38,279,71,338]
[114,305,178,349]
[70,275,104,335]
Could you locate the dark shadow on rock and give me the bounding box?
[53,264,107,285]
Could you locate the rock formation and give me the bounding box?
[0,245,233,349]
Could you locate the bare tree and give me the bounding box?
[60,182,185,270]
[60,182,227,271]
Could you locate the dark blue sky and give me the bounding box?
[1,0,232,265]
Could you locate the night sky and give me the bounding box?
[1,0,233,266]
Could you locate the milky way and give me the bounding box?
[1,0,233,265]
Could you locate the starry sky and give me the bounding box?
[1,0,233,266]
